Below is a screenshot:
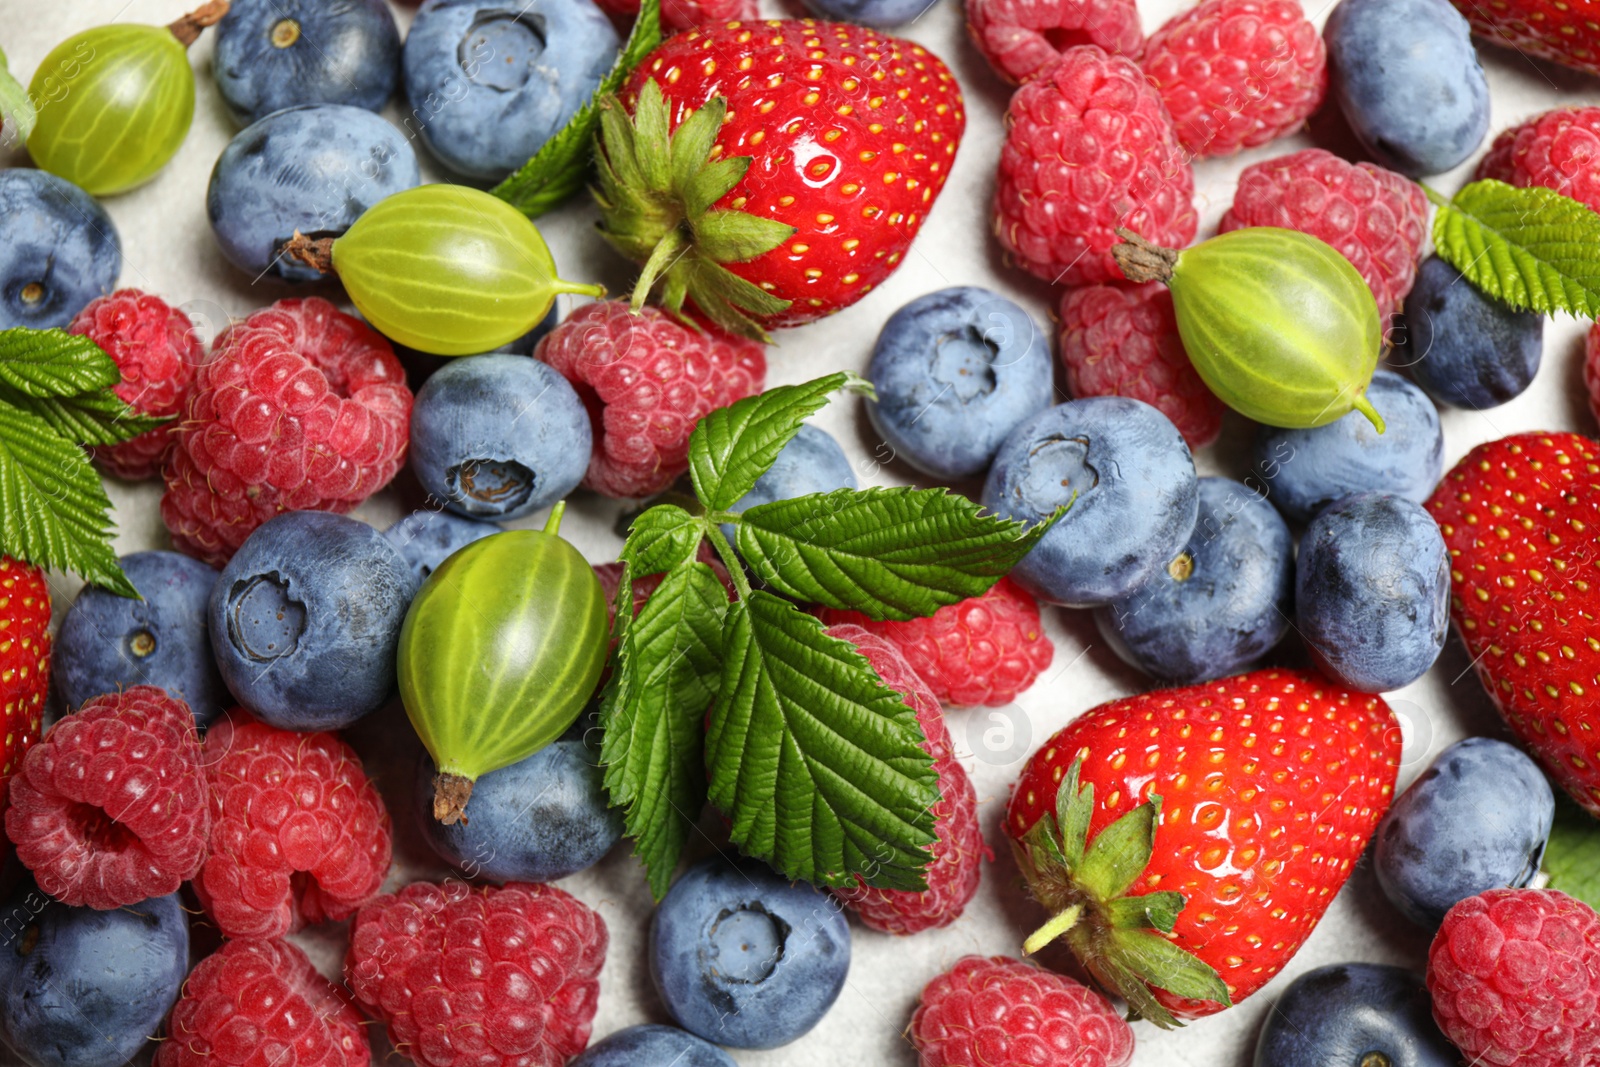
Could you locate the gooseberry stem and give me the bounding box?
[1111,228,1180,285]
[432,772,473,825]
[168,0,230,47]
[281,232,335,275]
[543,500,567,536]
[1352,391,1387,434]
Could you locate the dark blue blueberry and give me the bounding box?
[383,510,501,585]
[410,354,591,521]
[207,104,419,283]
[1095,477,1292,685]
[722,424,857,542]
[1295,493,1449,692]
[1325,0,1490,177]
[867,286,1053,480]
[53,551,227,727]
[209,511,416,731]
[981,397,1198,607]
[651,857,851,1050]
[570,1025,736,1067]
[213,0,401,126]
[0,887,188,1067]
[801,0,943,27]
[0,170,119,330]
[1399,255,1543,410]
[1255,963,1458,1067]
[1375,738,1554,929]
[1253,370,1443,525]
[403,0,620,180]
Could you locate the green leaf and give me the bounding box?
[0,329,121,397]
[735,486,1065,621]
[1109,928,1232,1008]
[0,401,134,597]
[0,386,168,447]
[1104,891,1185,934]
[630,79,674,195]
[689,373,866,512]
[1432,180,1600,318]
[694,211,799,264]
[1077,796,1161,901]
[490,0,663,216]
[705,590,939,890]
[1543,792,1600,911]
[0,46,36,145]
[1056,758,1093,871]
[600,562,727,899]
[621,505,704,577]
[669,94,726,194]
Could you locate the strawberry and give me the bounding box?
[1006,668,1399,1027]
[1426,432,1600,814]
[599,19,966,337]
[0,557,49,821]
[1447,0,1600,78]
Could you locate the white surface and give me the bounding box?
[0,1,1596,1064]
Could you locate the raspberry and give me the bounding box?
[1220,148,1428,321]
[1477,106,1600,214]
[1141,0,1326,158]
[193,714,391,939]
[911,955,1136,1067]
[593,0,757,32]
[161,296,412,565]
[821,578,1056,707]
[159,938,369,1067]
[5,687,207,909]
[1427,888,1600,1067]
[0,557,49,822]
[346,880,608,1067]
[993,46,1197,288]
[536,301,766,499]
[67,289,201,481]
[1059,283,1224,450]
[966,0,1144,86]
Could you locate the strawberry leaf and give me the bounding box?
[0,329,121,397]
[1057,758,1094,870]
[1077,796,1161,901]
[620,504,704,577]
[1431,180,1600,318]
[1107,928,1233,1009]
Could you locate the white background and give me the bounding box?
[1,0,1596,1064]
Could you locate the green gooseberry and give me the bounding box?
[398,503,609,825]
[1114,227,1386,432]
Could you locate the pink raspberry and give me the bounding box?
[159,938,369,1067]
[966,0,1143,86]
[5,686,207,909]
[67,289,202,481]
[1427,888,1600,1067]
[346,880,608,1067]
[911,955,1136,1067]
[1220,148,1429,321]
[161,296,412,565]
[592,0,757,32]
[821,578,1055,707]
[1059,282,1224,449]
[994,46,1197,288]
[536,301,766,499]
[1477,106,1600,214]
[1141,0,1326,158]
[193,714,392,939]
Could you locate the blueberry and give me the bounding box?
[1375,738,1554,929]
[1295,493,1449,692]
[981,397,1198,607]
[1399,255,1543,410]
[1255,963,1459,1067]
[403,0,620,180]
[0,886,188,1067]
[410,354,591,521]
[414,718,622,881]
[651,857,851,1049]
[722,424,857,541]
[867,286,1053,480]
[0,170,119,330]
[213,0,401,126]
[54,551,227,727]
[1253,370,1443,525]
[570,1025,737,1067]
[209,511,416,730]
[383,510,501,585]
[1324,0,1490,177]
[1095,477,1292,685]
[800,0,943,27]
[207,104,419,283]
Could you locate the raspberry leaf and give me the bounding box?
[0,328,121,397]
[706,590,939,890]
[0,387,168,446]
[733,486,1064,620]
[490,0,662,217]
[620,505,703,577]
[0,47,35,146]
[1431,180,1600,318]
[1543,792,1600,910]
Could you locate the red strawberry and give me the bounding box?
[1006,668,1399,1026]
[601,19,966,337]
[1447,0,1600,77]
[1425,432,1600,814]
[0,557,49,823]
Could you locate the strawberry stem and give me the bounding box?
[1023,903,1082,955]
[631,227,689,313]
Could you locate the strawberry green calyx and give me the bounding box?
[1013,757,1231,1030]
[595,80,797,341]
